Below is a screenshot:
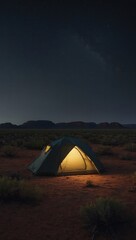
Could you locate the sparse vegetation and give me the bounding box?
[0,129,136,149]
[124,143,136,152]
[81,197,130,240]
[96,146,113,156]
[120,153,134,161]
[129,172,136,192]
[132,171,136,184]
[85,180,94,188]
[23,140,45,150]
[0,176,42,203]
[1,145,18,158]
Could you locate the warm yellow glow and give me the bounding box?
[58,146,95,173]
[44,145,51,153]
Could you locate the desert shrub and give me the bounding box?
[96,146,113,156]
[100,137,112,146]
[16,139,26,148]
[86,134,101,144]
[124,143,136,152]
[129,172,136,192]
[120,154,133,161]
[23,140,45,150]
[132,171,136,184]
[85,180,94,188]
[1,145,18,157]
[8,172,23,180]
[81,197,129,239]
[0,176,42,203]
[101,137,124,146]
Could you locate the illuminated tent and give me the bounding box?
[28,137,104,175]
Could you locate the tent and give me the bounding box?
[28,137,104,175]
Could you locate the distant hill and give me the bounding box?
[56,121,97,129]
[123,124,136,129]
[0,120,128,129]
[97,122,124,129]
[0,122,18,129]
[20,120,55,129]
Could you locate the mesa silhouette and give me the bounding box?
[0,120,134,129]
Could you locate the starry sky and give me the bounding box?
[0,0,136,124]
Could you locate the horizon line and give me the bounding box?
[0,120,136,125]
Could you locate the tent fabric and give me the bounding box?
[28,137,104,175]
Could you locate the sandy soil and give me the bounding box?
[0,145,136,240]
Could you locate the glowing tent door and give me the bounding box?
[59,146,89,173]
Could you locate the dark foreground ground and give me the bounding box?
[0,144,136,240]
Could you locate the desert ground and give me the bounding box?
[0,130,136,240]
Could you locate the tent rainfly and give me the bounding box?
[28,137,104,176]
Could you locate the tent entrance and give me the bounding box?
[58,146,94,173]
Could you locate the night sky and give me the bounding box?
[0,0,136,124]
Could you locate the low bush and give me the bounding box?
[132,171,136,184]
[129,172,136,192]
[81,197,129,239]
[8,172,23,180]
[85,180,94,188]
[120,154,133,161]
[23,140,45,150]
[124,143,136,152]
[0,176,42,203]
[96,146,113,156]
[1,145,18,158]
